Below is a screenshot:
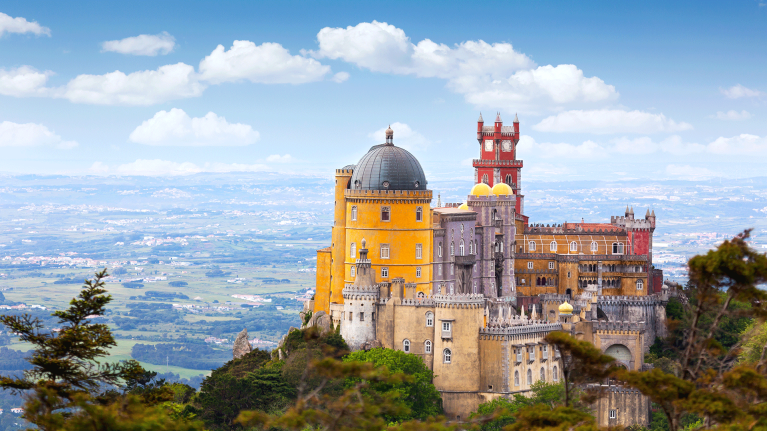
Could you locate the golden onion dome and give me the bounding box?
[492,182,514,196]
[558,301,573,315]
[470,182,492,196]
[458,203,469,210]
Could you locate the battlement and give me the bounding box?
[594,320,646,332]
[524,224,626,234]
[597,295,665,305]
[345,189,432,200]
[472,159,523,167]
[342,284,382,300]
[335,169,354,175]
[611,215,655,230]
[480,322,563,336]
[434,293,486,307]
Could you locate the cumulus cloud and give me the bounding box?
[711,110,752,121]
[129,108,259,146]
[0,121,77,149]
[707,134,767,155]
[368,122,429,151]
[199,41,331,84]
[532,109,693,134]
[516,135,605,159]
[665,164,720,180]
[0,66,52,97]
[113,159,270,176]
[0,12,50,37]
[101,32,176,56]
[611,135,705,155]
[720,84,762,99]
[332,72,349,83]
[62,63,204,105]
[311,21,616,110]
[266,154,293,163]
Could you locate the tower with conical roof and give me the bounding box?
[473,112,523,214]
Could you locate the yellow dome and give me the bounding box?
[458,203,469,210]
[470,182,492,196]
[492,182,514,196]
[558,301,573,315]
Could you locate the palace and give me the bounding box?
[309,114,668,427]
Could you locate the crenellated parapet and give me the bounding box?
[597,295,667,306]
[594,320,645,333]
[344,189,432,204]
[434,293,486,308]
[480,322,563,337]
[342,284,382,301]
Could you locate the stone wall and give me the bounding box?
[591,386,651,428]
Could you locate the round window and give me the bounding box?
[414,181,420,188]
[382,181,390,189]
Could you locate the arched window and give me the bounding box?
[459,240,465,256]
[416,267,421,277]
[540,367,545,382]
[417,291,425,298]
[482,174,488,184]
[403,339,410,353]
[636,279,644,290]
[591,241,598,252]
[527,369,532,385]
[425,340,432,354]
[550,241,557,252]
[612,243,624,254]
[570,241,578,252]
[350,242,356,259]
[351,206,357,221]
[505,174,512,185]
[553,366,558,381]
[450,242,455,256]
[469,241,473,255]
[529,241,536,251]
[351,266,356,277]
[416,207,423,222]
[443,348,452,364]
[514,370,520,386]
[425,312,434,327]
[438,242,442,257]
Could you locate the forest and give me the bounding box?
[131,343,232,370]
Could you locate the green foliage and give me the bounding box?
[469,381,568,430]
[666,297,685,321]
[504,404,598,431]
[214,348,271,379]
[739,320,767,364]
[344,347,443,422]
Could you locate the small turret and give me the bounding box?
[477,113,484,142]
[494,112,502,134]
[385,125,393,145]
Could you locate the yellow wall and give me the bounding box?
[330,170,353,306]
[314,248,332,313]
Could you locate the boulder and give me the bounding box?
[315,312,332,335]
[232,328,252,359]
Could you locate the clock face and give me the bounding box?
[502,140,512,152]
[484,140,493,151]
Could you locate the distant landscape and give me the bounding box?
[2,170,767,410]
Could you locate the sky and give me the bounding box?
[0,0,766,182]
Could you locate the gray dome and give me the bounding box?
[350,144,427,191]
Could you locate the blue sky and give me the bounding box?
[1,0,766,182]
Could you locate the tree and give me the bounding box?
[543,331,617,407]
[469,381,568,430]
[617,230,767,430]
[344,347,443,422]
[0,269,203,430]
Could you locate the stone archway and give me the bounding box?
[604,344,633,370]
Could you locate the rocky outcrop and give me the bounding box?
[232,328,252,359]
[303,310,332,335]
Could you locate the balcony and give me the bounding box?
[454,255,476,266]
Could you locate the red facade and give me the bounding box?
[473,113,524,213]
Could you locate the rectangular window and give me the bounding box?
[351,266,356,277]
[380,244,390,259]
[442,322,451,331]
[527,261,533,269]
[351,206,357,221]
[360,312,364,321]
[381,267,389,278]
[548,261,554,270]
[381,206,390,221]
[348,312,352,321]
[416,244,422,259]
[438,265,442,276]
[372,312,375,321]
[416,206,423,222]
[609,410,617,419]
[451,264,454,275]
[416,267,421,278]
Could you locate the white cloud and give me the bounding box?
[711,110,752,121]
[0,66,53,97]
[101,32,176,56]
[89,161,109,174]
[665,164,720,180]
[720,84,762,99]
[368,122,429,151]
[266,154,293,163]
[516,135,605,159]
[532,109,693,134]
[129,108,259,146]
[114,159,270,176]
[62,63,204,105]
[332,72,349,83]
[199,41,331,84]
[0,121,77,149]
[0,12,50,37]
[611,135,704,155]
[707,134,767,155]
[312,21,616,111]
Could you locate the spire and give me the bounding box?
[625,205,630,215]
[385,125,393,145]
[495,111,502,123]
[514,112,519,123]
[630,206,634,215]
[646,208,651,218]
[651,209,656,217]
[478,112,484,123]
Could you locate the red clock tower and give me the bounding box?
[473,112,524,214]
